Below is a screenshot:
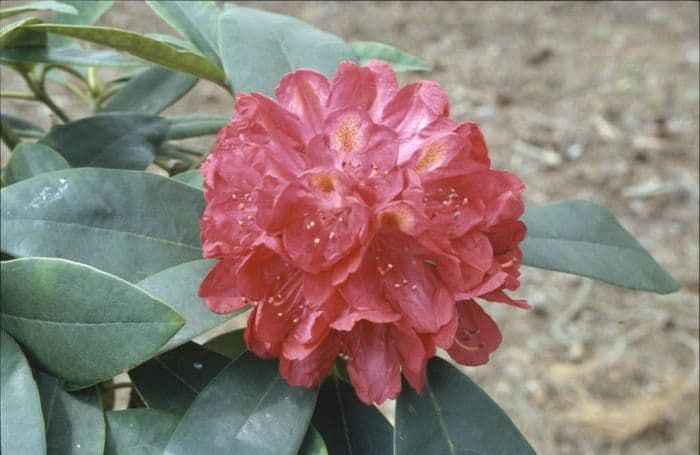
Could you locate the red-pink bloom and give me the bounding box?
[199,61,527,404]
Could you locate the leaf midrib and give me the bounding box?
[1,313,179,327]
[3,218,201,250]
[426,381,456,455]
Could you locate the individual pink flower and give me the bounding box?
[199,60,527,405]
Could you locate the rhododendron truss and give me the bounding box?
[199,60,527,405]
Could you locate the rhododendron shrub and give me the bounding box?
[199,60,528,404]
[0,2,679,455]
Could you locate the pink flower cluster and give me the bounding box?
[199,60,527,404]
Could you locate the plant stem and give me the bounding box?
[18,68,71,123]
[0,91,38,100]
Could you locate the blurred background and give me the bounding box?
[2,1,698,454]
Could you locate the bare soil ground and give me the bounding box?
[2,1,698,454]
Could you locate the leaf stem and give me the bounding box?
[0,91,38,100]
[18,68,71,123]
[100,382,133,391]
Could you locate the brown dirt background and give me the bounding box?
[1,1,698,454]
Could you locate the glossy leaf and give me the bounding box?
[351,41,430,72]
[27,24,229,88]
[130,342,230,417]
[298,426,328,455]
[164,352,317,455]
[0,17,41,49]
[3,142,69,185]
[312,376,392,455]
[0,113,45,138]
[0,1,76,19]
[166,114,228,140]
[146,1,221,64]
[203,329,246,359]
[218,4,356,95]
[0,258,185,386]
[105,409,179,455]
[0,330,46,455]
[521,200,680,293]
[157,144,196,166]
[395,357,534,455]
[103,67,198,114]
[1,46,143,66]
[39,113,168,169]
[49,0,113,47]
[136,260,245,352]
[0,168,205,282]
[35,370,105,455]
[171,170,203,191]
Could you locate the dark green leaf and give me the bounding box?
[1,46,145,66]
[171,170,203,191]
[136,260,245,352]
[146,1,221,64]
[49,0,113,47]
[521,200,680,293]
[35,370,105,455]
[0,168,205,282]
[103,67,197,114]
[39,113,168,169]
[157,144,196,166]
[0,257,185,386]
[395,357,535,455]
[166,114,228,140]
[105,409,179,455]
[298,426,328,455]
[312,376,392,455]
[218,4,356,95]
[351,41,430,72]
[164,352,317,455]
[130,342,230,417]
[0,330,46,455]
[0,17,42,49]
[27,24,229,88]
[0,1,77,20]
[203,329,246,359]
[3,142,69,185]
[0,113,45,138]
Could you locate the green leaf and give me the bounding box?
[3,142,69,185]
[0,1,77,20]
[0,113,45,138]
[203,328,246,359]
[145,1,221,64]
[0,330,46,455]
[35,370,105,455]
[1,46,145,66]
[0,17,42,49]
[171,170,203,191]
[298,426,328,455]
[218,4,356,96]
[103,67,198,114]
[146,33,198,52]
[49,0,114,47]
[164,352,318,455]
[27,24,229,88]
[0,168,205,282]
[38,113,168,169]
[136,260,245,352]
[166,114,228,140]
[394,357,535,455]
[104,409,179,455]
[311,376,392,455]
[130,342,230,417]
[351,41,430,72]
[0,257,185,387]
[521,200,680,293]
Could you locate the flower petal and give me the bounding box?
[275,69,330,134]
[446,300,502,366]
[198,258,245,314]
